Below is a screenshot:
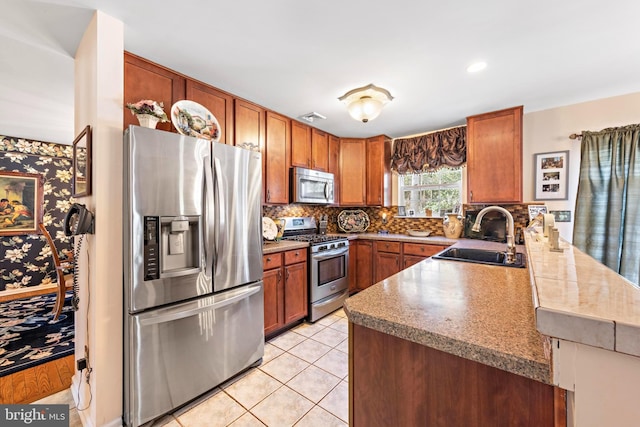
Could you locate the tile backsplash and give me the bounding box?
[263,203,536,237]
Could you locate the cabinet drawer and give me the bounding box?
[284,249,307,265]
[403,243,448,257]
[375,241,401,254]
[263,253,283,270]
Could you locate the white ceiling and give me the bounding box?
[2,0,640,145]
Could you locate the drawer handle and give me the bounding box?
[295,252,299,257]
[420,247,424,252]
[267,257,272,262]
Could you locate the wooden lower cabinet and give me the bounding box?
[351,240,451,291]
[283,262,307,324]
[354,240,373,291]
[350,323,564,427]
[374,241,401,283]
[263,267,282,335]
[348,244,358,294]
[263,249,307,336]
[402,242,448,269]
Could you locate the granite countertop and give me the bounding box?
[526,230,640,357]
[345,232,458,245]
[344,239,552,384]
[262,240,309,254]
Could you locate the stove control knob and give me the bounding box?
[318,245,328,252]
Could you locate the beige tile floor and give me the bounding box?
[35,309,349,427]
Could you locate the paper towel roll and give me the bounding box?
[543,214,555,237]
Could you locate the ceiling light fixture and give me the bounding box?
[467,61,487,73]
[338,84,393,123]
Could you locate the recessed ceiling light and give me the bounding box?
[467,61,487,73]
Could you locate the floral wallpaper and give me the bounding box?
[0,135,74,293]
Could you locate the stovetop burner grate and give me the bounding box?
[282,234,347,245]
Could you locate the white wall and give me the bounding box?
[522,91,640,242]
[73,11,124,427]
[554,339,640,427]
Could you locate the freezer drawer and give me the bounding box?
[124,283,264,427]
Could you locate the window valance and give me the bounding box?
[390,126,466,174]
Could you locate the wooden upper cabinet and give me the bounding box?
[124,52,185,133]
[185,80,234,145]
[291,121,312,168]
[328,135,340,206]
[234,99,265,151]
[467,106,523,204]
[311,128,329,171]
[265,111,290,204]
[366,135,392,206]
[339,138,367,206]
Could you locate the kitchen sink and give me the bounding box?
[432,247,526,268]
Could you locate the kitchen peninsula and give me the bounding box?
[345,232,640,426]
[345,238,558,426]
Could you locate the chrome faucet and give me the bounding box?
[471,206,516,264]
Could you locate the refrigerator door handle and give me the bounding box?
[203,155,214,279]
[213,157,227,275]
[140,284,262,326]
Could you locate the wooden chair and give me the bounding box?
[39,223,73,320]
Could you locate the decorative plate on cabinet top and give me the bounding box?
[171,100,220,141]
[337,209,370,233]
[263,217,278,241]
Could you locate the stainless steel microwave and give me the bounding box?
[291,167,335,204]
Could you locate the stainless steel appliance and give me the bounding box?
[291,167,335,204]
[123,126,264,427]
[281,217,349,322]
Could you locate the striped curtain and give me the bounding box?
[573,124,640,285]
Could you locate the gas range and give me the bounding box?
[280,217,349,253]
[279,216,350,322]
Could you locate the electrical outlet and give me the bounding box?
[77,358,87,371]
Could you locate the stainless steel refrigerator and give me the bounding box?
[123,126,264,427]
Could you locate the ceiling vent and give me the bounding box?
[298,112,327,123]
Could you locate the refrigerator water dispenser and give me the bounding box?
[159,216,201,277]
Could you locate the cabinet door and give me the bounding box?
[263,268,283,336]
[339,138,367,206]
[265,111,290,204]
[284,262,308,324]
[186,80,234,145]
[375,252,401,282]
[329,135,340,206]
[348,243,357,294]
[403,243,448,258]
[234,99,265,151]
[124,52,185,133]
[355,240,373,290]
[403,254,427,269]
[366,135,392,206]
[291,121,312,168]
[467,106,523,203]
[311,128,329,171]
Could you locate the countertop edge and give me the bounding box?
[345,304,552,384]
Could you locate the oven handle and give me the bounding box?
[312,246,349,260]
[314,289,349,308]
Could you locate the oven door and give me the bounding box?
[310,245,349,302]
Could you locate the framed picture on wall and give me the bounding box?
[0,170,44,236]
[528,204,548,221]
[533,150,569,200]
[72,125,92,197]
